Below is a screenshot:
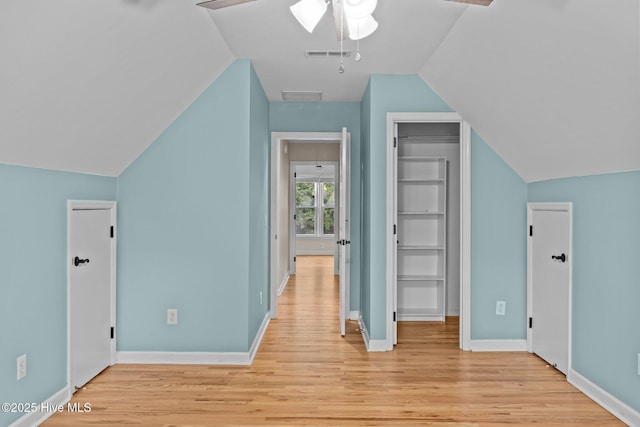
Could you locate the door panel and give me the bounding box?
[530,208,570,374]
[70,209,112,390]
[339,128,350,336]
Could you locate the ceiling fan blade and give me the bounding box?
[446,0,493,5]
[197,0,256,11]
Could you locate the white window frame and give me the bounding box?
[295,179,336,238]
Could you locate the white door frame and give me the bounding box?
[290,161,340,262]
[386,112,471,351]
[67,200,116,396]
[526,202,573,372]
[270,132,348,319]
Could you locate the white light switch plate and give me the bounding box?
[496,300,506,316]
[167,308,178,325]
[17,354,26,381]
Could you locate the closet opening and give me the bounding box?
[386,113,471,350]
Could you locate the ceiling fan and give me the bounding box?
[196,0,492,72]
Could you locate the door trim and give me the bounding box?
[386,112,471,351]
[270,132,348,320]
[526,202,573,373]
[67,200,117,396]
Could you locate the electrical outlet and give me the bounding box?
[17,354,26,381]
[259,291,263,306]
[167,308,178,325]
[496,300,506,316]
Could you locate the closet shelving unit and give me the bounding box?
[396,135,450,322]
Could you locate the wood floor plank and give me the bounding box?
[43,255,623,426]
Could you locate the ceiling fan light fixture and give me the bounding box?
[347,14,378,40]
[290,0,328,33]
[343,0,376,19]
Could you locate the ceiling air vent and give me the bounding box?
[445,0,493,5]
[305,50,351,58]
[282,91,323,102]
[197,0,256,10]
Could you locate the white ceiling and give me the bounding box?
[0,0,233,176]
[209,0,467,102]
[1,0,638,181]
[421,0,640,182]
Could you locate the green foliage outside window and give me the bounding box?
[295,181,335,236]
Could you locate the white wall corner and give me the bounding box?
[568,369,640,427]
[469,339,527,352]
[358,315,387,352]
[277,272,290,296]
[9,386,71,427]
[248,312,270,364]
[349,310,360,321]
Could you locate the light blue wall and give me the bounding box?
[0,164,115,426]
[362,75,454,340]
[269,102,362,313]
[117,60,256,352]
[361,75,528,342]
[247,64,270,344]
[529,171,640,412]
[471,132,527,339]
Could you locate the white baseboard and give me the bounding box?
[349,310,360,321]
[117,313,271,366]
[9,386,71,427]
[116,351,252,365]
[469,339,527,352]
[248,312,270,364]
[358,315,388,352]
[568,369,640,426]
[277,272,290,296]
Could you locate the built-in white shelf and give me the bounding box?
[397,245,444,251]
[398,211,445,216]
[397,274,445,281]
[396,155,447,322]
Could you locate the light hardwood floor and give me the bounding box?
[44,255,622,426]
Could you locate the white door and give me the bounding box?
[339,127,351,336]
[290,165,297,275]
[69,207,114,390]
[528,204,571,375]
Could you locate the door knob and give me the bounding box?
[74,256,90,267]
[551,253,566,263]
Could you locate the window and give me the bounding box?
[296,181,335,237]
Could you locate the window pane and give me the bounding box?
[323,183,335,206]
[323,208,334,235]
[296,208,315,235]
[295,183,315,207]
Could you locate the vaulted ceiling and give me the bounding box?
[1,0,638,181]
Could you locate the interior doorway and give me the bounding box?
[290,162,339,275]
[270,131,351,337]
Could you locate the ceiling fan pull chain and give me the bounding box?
[339,2,345,73]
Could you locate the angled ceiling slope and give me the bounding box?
[421,0,640,182]
[0,0,233,176]
[208,0,469,102]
